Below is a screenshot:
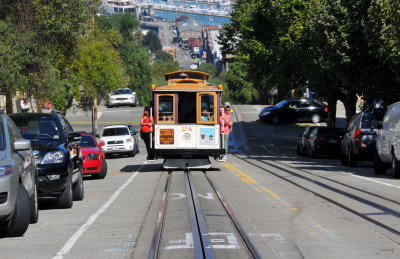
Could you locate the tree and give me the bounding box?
[196,63,218,77]
[73,36,127,134]
[121,41,153,106]
[143,31,162,53]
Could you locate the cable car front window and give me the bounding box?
[200,95,215,122]
[197,93,217,124]
[159,95,174,122]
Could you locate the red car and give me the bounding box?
[80,134,107,179]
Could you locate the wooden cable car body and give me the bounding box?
[150,70,225,169]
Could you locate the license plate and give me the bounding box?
[329,139,336,143]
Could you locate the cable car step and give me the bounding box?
[163,158,211,170]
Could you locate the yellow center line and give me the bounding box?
[225,162,258,184]
[222,163,249,183]
[223,163,302,211]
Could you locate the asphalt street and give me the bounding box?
[1,104,400,258]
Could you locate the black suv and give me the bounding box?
[10,111,84,208]
[341,112,379,167]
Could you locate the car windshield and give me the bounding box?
[115,89,132,95]
[12,117,62,142]
[80,135,96,147]
[362,113,380,129]
[0,121,4,150]
[102,127,129,136]
[274,100,289,108]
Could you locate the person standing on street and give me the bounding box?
[140,107,154,160]
[219,102,233,161]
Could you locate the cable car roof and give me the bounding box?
[152,70,223,92]
[164,70,210,81]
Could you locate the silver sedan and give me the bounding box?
[0,113,38,237]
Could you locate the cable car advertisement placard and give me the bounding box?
[200,128,215,145]
[160,129,174,145]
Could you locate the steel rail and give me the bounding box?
[203,171,261,259]
[238,156,400,239]
[185,170,214,259]
[148,171,172,259]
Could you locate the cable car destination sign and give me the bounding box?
[160,129,174,144]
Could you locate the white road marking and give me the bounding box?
[104,234,135,252]
[197,193,214,200]
[97,112,102,120]
[323,167,400,189]
[169,193,186,200]
[169,192,214,200]
[52,161,148,259]
[165,233,239,250]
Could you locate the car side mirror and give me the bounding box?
[133,129,138,135]
[68,132,82,142]
[14,139,31,151]
[99,141,105,147]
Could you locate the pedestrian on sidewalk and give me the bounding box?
[140,107,154,160]
[219,102,233,161]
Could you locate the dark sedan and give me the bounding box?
[305,127,345,158]
[297,126,316,156]
[259,98,328,124]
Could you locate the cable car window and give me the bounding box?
[178,93,196,123]
[158,95,175,123]
[197,93,217,124]
[188,74,204,80]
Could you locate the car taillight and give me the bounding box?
[315,138,328,143]
[354,128,361,143]
[324,107,328,112]
[303,137,307,141]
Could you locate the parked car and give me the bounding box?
[373,102,400,177]
[10,111,84,209]
[106,88,137,108]
[297,126,316,156]
[99,124,139,157]
[80,134,107,179]
[341,112,379,166]
[259,98,328,124]
[305,127,344,158]
[0,113,38,237]
[126,123,140,153]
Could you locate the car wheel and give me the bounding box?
[373,150,387,175]
[4,183,31,237]
[348,147,357,167]
[73,169,84,201]
[128,148,136,157]
[392,154,400,178]
[30,180,39,224]
[311,114,321,124]
[94,160,108,179]
[297,144,301,156]
[340,150,348,165]
[57,174,73,209]
[309,147,315,158]
[272,116,279,124]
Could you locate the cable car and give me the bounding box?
[149,70,225,169]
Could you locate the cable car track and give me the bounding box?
[148,170,261,259]
[230,111,400,242]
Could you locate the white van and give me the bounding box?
[373,102,400,177]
